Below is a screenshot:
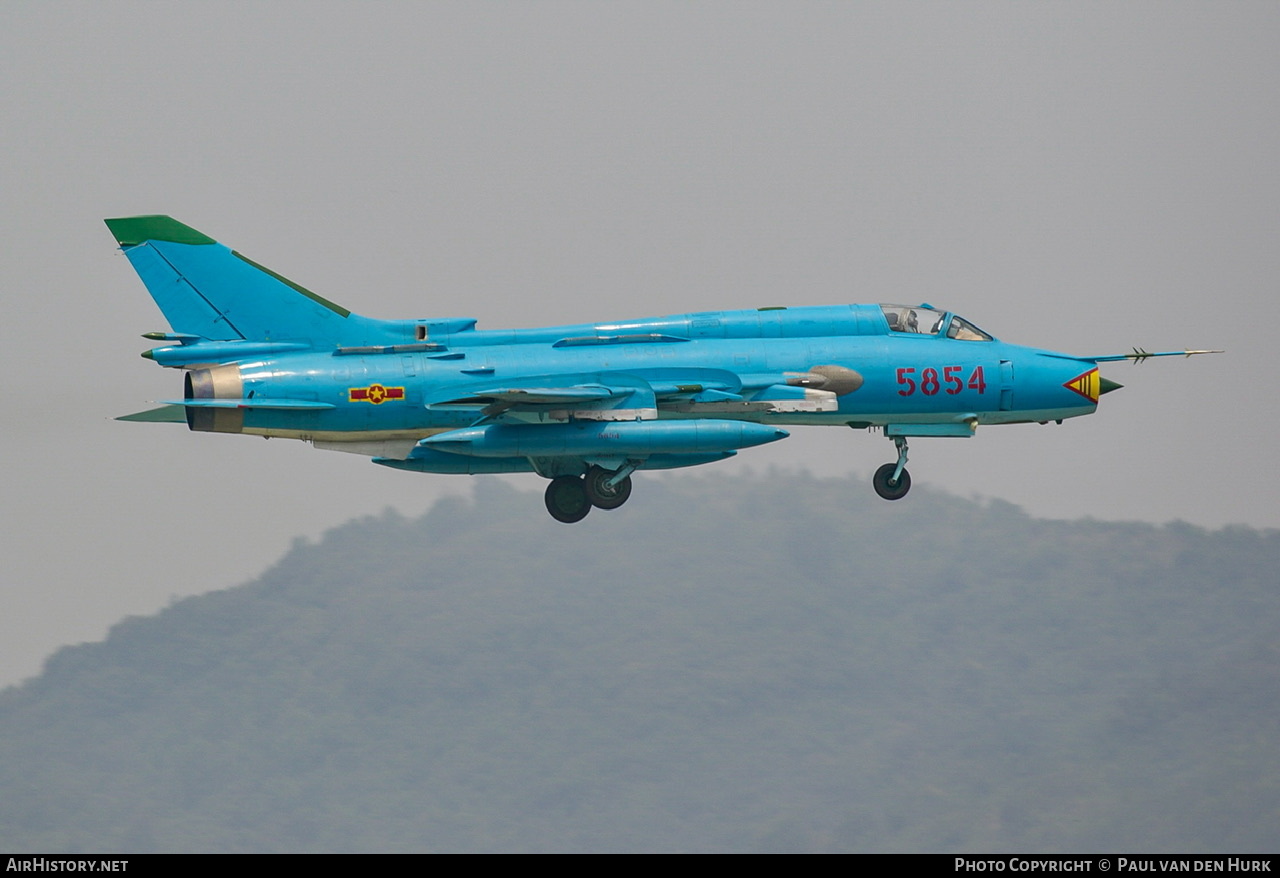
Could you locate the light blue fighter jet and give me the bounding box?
[109,216,1220,523]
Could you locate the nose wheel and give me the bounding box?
[873,436,912,500]
[873,463,911,500]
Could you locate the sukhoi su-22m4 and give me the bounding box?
[109,216,1220,523]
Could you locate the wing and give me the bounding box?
[397,367,821,477]
[427,366,848,421]
[428,371,658,420]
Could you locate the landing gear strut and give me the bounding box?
[873,436,911,501]
[584,464,634,510]
[544,463,638,523]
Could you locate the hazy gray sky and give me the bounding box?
[2,1,1277,688]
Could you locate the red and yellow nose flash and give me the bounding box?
[349,383,404,404]
[1063,368,1101,403]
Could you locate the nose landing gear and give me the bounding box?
[872,436,911,500]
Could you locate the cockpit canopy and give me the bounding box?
[880,304,993,341]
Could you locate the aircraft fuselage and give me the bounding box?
[169,303,1098,448]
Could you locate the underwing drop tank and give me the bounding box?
[423,419,790,458]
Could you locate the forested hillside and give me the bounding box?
[2,473,1276,852]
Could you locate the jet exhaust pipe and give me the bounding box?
[183,364,245,434]
[423,419,789,458]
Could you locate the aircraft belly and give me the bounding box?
[978,406,1095,425]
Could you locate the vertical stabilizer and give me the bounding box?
[106,216,363,345]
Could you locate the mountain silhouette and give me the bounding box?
[2,473,1276,852]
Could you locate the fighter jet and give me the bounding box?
[109,216,1219,522]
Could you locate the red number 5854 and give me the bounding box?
[897,365,986,397]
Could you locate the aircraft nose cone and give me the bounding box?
[1099,376,1124,395]
[1063,367,1104,403]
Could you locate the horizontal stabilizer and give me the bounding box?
[116,405,187,423]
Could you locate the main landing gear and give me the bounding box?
[872,436,911,501]
[543,464,636,523]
